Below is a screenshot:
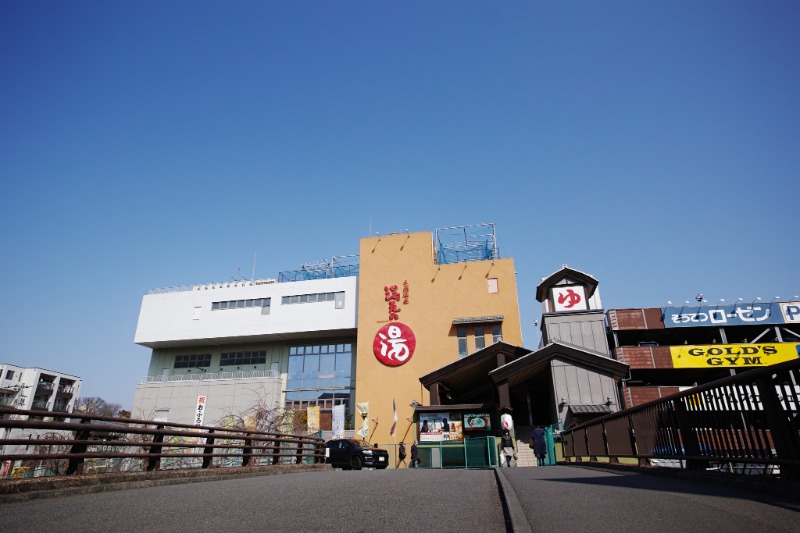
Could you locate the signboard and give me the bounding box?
[194,396,207,426]
[670,344,800,368]
[552,286,587,312]
[781,302,800,323]
[332,404,345,439]
[307,405,320,433]
[419,412,462,442]
[662,302,800,328]
[463,413,491,431]
[373,322,416,366]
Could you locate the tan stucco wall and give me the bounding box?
[354,231,522,446]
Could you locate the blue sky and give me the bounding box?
[1,1,798,406]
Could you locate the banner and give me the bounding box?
[332,404,345,439]
[307,406,320,433]
[671,344,800,368]
[357,417,370,439]
[419,412,463,442]
[390,398,397,436]
[194,396,207,426]
[662,302,800,328]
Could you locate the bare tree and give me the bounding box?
[74,397,124,417]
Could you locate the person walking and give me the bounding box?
[398,441,407,468]
[500,429,516,467]
[531,426,547,466]
[410,441,419,468]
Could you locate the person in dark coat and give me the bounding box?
[398,442,407,467]
[410,441,419,468]
[500,429,516,467]
[531,426,546,466]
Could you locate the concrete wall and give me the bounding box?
[135,277,358,347]
[132,376,282,426]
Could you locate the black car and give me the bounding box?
[325,438,389,470]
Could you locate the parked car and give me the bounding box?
[325,438,389,470]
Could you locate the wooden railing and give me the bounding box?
[561,358,800,480]
[0,407,324,478]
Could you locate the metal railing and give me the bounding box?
[0,406,324,478]
[140,370,279,384]
[561,358,800,480]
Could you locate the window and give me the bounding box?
[488,278,499,294]
[4,370,14,380]
[457,327,468,357]
[212,298,270,313]
[492,325,503,344]
[474,326,485,350]
[287,342,353,390]
[281,292,343,305]
[174,354,212,369]
[220,351,267,367]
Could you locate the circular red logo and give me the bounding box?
[373,322,416,366]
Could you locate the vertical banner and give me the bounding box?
[391,398,397,437]
[357,418,370,439]
[332,404,345,439]
[194,396,207,426]
[307,405,320,433]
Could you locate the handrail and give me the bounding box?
[561,358,800,480]
[0,407,325,478]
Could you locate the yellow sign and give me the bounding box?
[307,406,320,433]
[671,344,799,368]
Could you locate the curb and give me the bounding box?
[0,464,331,504]
[494,467,532,533]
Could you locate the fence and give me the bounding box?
[561,358,800,480]
[376,437,499,469]
[0,406,324,479]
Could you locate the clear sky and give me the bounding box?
[1,1,798,407]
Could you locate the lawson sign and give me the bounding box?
[664,301,800,328]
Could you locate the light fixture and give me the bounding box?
[409,400,422,408]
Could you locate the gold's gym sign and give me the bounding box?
[670,343,800,368]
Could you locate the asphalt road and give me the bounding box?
[0,469,506,533]
[2,466,799,532]
[498,465,800,533]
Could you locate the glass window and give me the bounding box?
[5,370,14,380]
[457,327,468,357]
[336,351,351,378]
[475,326,485,350]
[492,325,503,344]
[212,302,220,310]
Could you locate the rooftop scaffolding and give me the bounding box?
[278,255,360,282]
[435,223,500,266]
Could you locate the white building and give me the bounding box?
[132,272,358,429]
[0,365,81,415]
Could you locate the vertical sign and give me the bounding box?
[307,405,320,433]
[332,404,345,439]
[194,396,207,426]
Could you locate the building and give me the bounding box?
[131,223,527,443]
[414,265,628,448]
[608,299,800,408]
[0,365,81,415]
[354,224,523,446]
[132,264,358,428]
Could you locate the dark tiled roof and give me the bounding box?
[569,404,612,415]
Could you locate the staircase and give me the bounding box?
[512,426,537,468]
